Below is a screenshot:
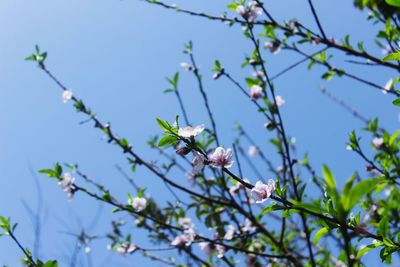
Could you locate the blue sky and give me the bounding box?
[1,0,399,266]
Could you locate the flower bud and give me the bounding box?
[176,146,191,155]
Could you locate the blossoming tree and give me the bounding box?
[2,0,400,266]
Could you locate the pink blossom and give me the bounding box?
[171,235,185,246]
[199,242,212,255]
[241,218,256,232]
[250,85,263,100]
[288,19,298,31]
[216,244,226,258]
[58,173,76,200]
[264,41,281,54]
[132,197,147,212]
[236,2,262,22]
[186,172,196,186]
[192,151,206,174]
[251,179,275,203]
[171,228,196,247]
[235,5,246,16]
[248,146,259,157]
[276,165,285,173]
[372,137,384,149]
[311,38,320,46]
[252,70,264,79]
[212,231,219,239]
[209,147,234,169]
[116,243,137,256]
[178,124,205,138]
[275,95,285,107]
[180,62,193,72]
[229,181,245,195]
[224,225,235,240]
[248,1,263,20]
[62,90,73,103]
[178,217,194,230]
[381,44,393,56]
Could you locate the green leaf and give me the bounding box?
[341,174,356,212]
[322,165,335,190]
[386,0,400,7]
[378,216,389,238]
[356,242,383,259]
[43,261,58,267]
[120,138,130,148]
[260,203,284,216]
[163,89,174,94]
[137,188,146,198]
[392,98,400,107]
[382,51,400,61]
[0,216,10,233]
[212,60,222,71]
[314,51,327,62]
[321,70,335,81]
[156,118,171,132]
[173,72,179,87]
[292,201,324,214]
[245,78,261,87]
[342,178,382,212]
[157,135,178,147]
[54,163,62,177]
[25,54,37,61]
[314,227,329,244]
[39,169,57,178]
[227,2,240,11]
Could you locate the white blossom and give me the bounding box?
[264,41,281,54]
[216,244,226,258]
[209,147,234,169]
[248,146,259,157]
[382,78,394,94]
[224,225,235,240]
[84,246,91,254]
[241,218,256,232]
[372,137,384,149]
[178,124,205,138]
[251,179,275,203]
[116,243,137,256]
[275,95,285,107]
[178,217,194,230]
[132,197,147,212]
[171,228,196,247]
[58,172,76,200]
[311,38,320,46]
[250,85,263,100]
[236,5,246,16]
[62,90,73,103]
[229,181,244,195]
[180,62,193,72]
[252,70,264,79]
[236,2,262,22]
[248,1,263,20]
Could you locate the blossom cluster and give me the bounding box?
[236,1,263,22]
[58,172,76,200]
[171,217,197,247]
